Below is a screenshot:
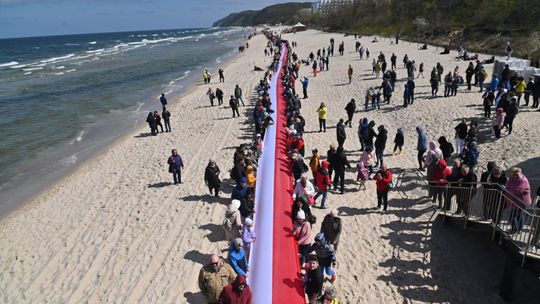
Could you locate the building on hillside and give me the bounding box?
[319,0,358,15]
[311,2,321,14]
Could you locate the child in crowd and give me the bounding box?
[393,128,404,155]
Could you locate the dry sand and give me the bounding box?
[1,28,539,303]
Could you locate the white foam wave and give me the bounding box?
[24,72,32,75]
[23,67,43,72]
[65,43,79,46]
[85,49,104,54]
[10,64,28,69]
[88,41,97,45]
[135,102,144,112]
[54,72,64,75]
[65,69,76,73]
[0,61,19,68]
[40,54,75,64]
[61,154,78,164]
[53,66,65,70]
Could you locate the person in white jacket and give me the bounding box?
[293,174,315,201]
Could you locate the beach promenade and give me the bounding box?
[1,28,539,303]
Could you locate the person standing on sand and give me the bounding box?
[217,275,252,304]
[506,167,531,233]
[374,164,393,213]
[416,126,428,170]
[204,160,221,197]
[454,119,468,154]
[160,93,167,110]
[336,119,346,148]
[314,160,332,209]
[215,88,224,106]
[301,77,309,99]
[320,209,342,250]
[229,95,240,118]
[392,128,404,155]
[312,60,318,77]
[154,111,164,133]
[347,64,353,84]
[391,53,397,70]
[162,108,171,132]
[228,238,249,276]
[332,147,351,194]
[218,68,225,82]
[146,112,157,135]
[207,88,216,107]
[198,255,237,304]
[167,149,184,184]
[344,99,356,128]
[430,68,439,96]
[317,103,328,132]
[304,255,324,303]
[293,210,312,265]
[234,85,244,106]
[374,125,388,167]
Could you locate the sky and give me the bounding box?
[0,0,306,39]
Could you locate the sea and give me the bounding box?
[0,27,251,215]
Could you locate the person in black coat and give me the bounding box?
[146,112,157,135]
[362,120,378,149]
[393,128,404,155]
[438,136,454,161]
[336,119,347,148]
[374,125,388,167]
[326,145,337,180]
[332,147,351,194]
[455,165,477,215]
[204,160,221,197]
[503,97,519,134]
[291,196,313,225]
[344,99,356,127]
[305,255,324,302]
[292,153,307,183]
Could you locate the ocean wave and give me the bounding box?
[70,130,84,144]
[61,154,78,164]
[53,72,64,75]
[24,72,32,75]
[85,49,104,54]
[0,61,19,68]
[88,41,97,45]
[65,43,80,46]
[53,66,65,70]
[22,67,43,72]
[65,69,77,73]
[39,54,75,64]
[10,64,28,69]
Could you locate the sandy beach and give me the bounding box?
[1,28,539,303]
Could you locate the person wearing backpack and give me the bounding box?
[223,199,242,243]
[373,164,393,213]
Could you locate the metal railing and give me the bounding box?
[426,182,540,266]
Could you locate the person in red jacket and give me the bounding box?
[373,164,393,213]
[217,275,252,304]
[432,159,451,208]
[314,160,332,209]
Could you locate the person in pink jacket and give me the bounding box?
[358,146,377,176]
[492,108,506,139]
[293,210,312,267]
[505,167,531,233]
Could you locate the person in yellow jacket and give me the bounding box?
[317,102,328,132]
[515,76,527,106]
[246,165,256,188]
[309,149,320,183]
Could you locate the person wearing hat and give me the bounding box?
[242,218,256,259]
[228,238,249,276]
[223,200,243,243]
[198,254,237,304]
[320,209,342,250]
[293,209,312,265]
[505,167,531,233]
[231,177,248,202]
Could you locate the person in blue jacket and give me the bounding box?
[416,125,428,170]
[301,77,309,99]
[228,238,249,276]
[311,233,337,283]
[490,75,499,92]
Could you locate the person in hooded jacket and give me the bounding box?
[492,108,506,139]
[326,144,337,180]
[392,128,404,155]
[506,167,532,233]
[503,97,519,134]
[205,160,221,197]
[438,136,454,161]
[425,140,444,198]
[320,209,342,251]
[416,126,428,170]
[228,238,248,276]
[454,119,468,155]
[217,275,252,304]
[223,200,243,243]
[311,233,337,282]
[461,141,480,168]
[432,159,451,208]
[374,125,388,167]
[314,161,332,209]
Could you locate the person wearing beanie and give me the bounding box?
[217,274,252,303]
[293,209,312,265]
[223,200,242,243]
[242,218,256,259]
[321,286,340,304]
[228,238,249,276]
